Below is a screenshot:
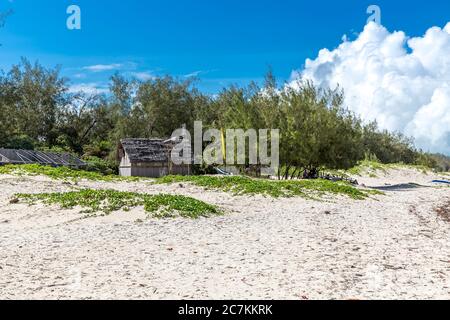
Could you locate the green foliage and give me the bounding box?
[1,60,446,173]
[82,156,118,175]
[14,189,221,218]
[278,82,363,171]
[0,164,137,182]
[361,122,419,165]
[57,96,114,154]
[36,145,75,155]
[83,141,113,159]
[418,153,450,172]
[155,175,380,199]
[347,160,387,176]
[2,134,35,150]
[144,194,221,218]
[113,76,201,141]
[0,58,67,147]
[347,159,432,176]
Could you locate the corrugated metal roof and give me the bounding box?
[0,148,86,167]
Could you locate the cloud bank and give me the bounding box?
[290,22,450,155]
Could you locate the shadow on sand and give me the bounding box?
[369,183,426,191]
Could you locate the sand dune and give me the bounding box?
[0,168,449,300]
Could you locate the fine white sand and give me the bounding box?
[0,168,449,300]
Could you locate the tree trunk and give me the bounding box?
[290,168,298,180]
[284,165,291,180]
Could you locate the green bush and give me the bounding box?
[155,175,380,199]
[83,141,114,159]
[0,164,136,182]
[82,156,118,175]
[3,135,35,150]
[14,189,221,218]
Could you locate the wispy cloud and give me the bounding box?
[82,63,123,72]
[73,73,86,79]
[68,83,109,95]
[129,71,154,81]
[183,69,219,78]
[184,70,203,78]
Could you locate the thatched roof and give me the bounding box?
[0,148,86,167]
[119,139,170,163]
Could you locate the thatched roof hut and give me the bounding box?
[117,138,191,178]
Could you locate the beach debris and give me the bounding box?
[9,198,19,204]
[435,202,450,223]
[214,167,233,176]
[432,180,450,185]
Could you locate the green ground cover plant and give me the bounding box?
[155,175,380,199]
[14,189,221,218]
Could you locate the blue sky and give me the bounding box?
[0,0,449,93]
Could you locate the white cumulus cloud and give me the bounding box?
[290,22,450,155]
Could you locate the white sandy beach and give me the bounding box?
[0,168,449,300]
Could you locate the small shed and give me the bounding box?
[117,138,191,178]
[0,148,86,168]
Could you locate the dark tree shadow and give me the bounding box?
[369,183,425,191]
